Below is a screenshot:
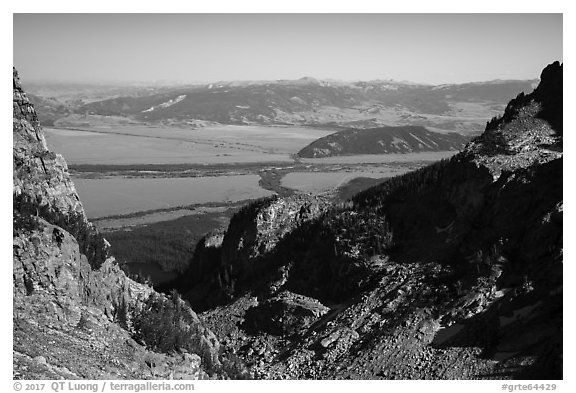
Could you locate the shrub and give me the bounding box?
[131,290,216,370]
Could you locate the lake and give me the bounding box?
[281,168,411,194]
[73,175,274,218]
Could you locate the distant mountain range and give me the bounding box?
[27,93,72,126]
[27,77,537,134]
[298,126,469,157]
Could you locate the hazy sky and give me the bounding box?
[13,13,562,85]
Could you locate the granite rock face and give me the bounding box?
[219,194,331,288]
[13,68,220,379]
[467,62,562,178]
[13,68,109,269]
[244,291,330,337]
[173,195,331,312]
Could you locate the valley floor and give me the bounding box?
[78,152,453,286]
[49,123,455,287]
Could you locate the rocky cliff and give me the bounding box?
[177,62,562,379]
[170,194,332,312]
[13,68,225,379]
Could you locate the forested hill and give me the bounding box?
[297,126,470,157]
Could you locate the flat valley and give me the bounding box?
[42,118,462,283]
[44,123,450,216]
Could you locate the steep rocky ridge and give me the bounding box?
[175,62,562,379]
[13,68,228,379]
[14,74,109,270]
[169,195,332,312]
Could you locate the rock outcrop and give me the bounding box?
[13,68,221,379]
[14,69,109,269]
[173,195,331,312]
[219,194,331,288]
[243,291,330,337]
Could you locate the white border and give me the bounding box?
[2,2,572,391]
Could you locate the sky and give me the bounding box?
[13,13,563,85]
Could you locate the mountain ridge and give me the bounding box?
[13,68,235,379]
[297,125,469,157]
[35,78,537,132]
[168,62,562,379]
